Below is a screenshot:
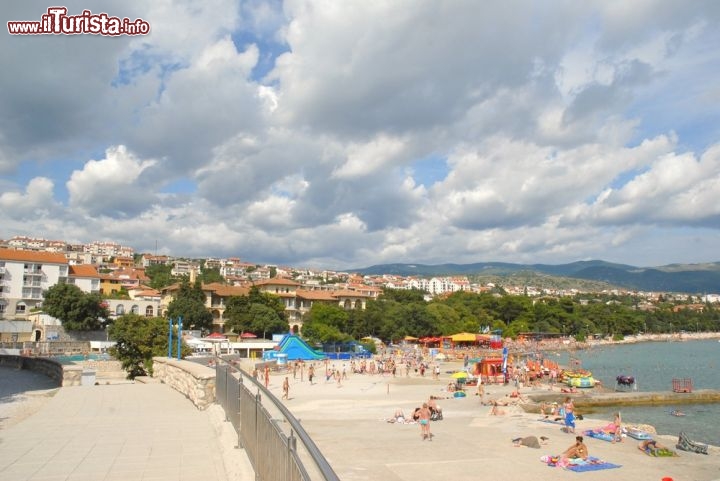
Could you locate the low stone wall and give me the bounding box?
[151,357,216,410]
[0,354,66,386]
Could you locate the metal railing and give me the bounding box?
[215,361,341,481]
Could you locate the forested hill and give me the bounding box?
[352,260,720,294]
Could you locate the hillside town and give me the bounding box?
[1,235,718,345]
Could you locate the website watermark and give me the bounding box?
[7,7,150,36]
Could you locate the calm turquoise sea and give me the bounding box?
[552,339,720,446]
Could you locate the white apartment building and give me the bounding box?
[403,276,470,295]
[67,265,101,294]
[84,241,134,259]
[171,260,198,277]
[0,248,69,319]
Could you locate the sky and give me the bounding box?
[2,1,720,270]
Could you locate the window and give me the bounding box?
[145,305,154,316]
[131,305,139,314]
[0,303,5,313]
[16,303,26,314]
[116,305,125,315]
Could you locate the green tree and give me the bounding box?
[248,303,287,338]
[166,279,213,331]
[301,303,351,344]
[43,283,109,331]
[145,264,177,290]
[109,314,190,378]
[224,286,286,337]
[199,267,224,284]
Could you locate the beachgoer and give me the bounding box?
[418,403,432,440]
[428,396,442,420]
[489,400,506,416]
[563,396,576,434]
[412,406,421,422]
[638,439,677,456]
[561,435,588,461]
[611,412,622,443]
[264,366,270,389]
[477,380,485,404]
[282,376,289,400]
[308,364,315,385]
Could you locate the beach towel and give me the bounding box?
[564,457,622,472]
[641,446,679,457]
[541,455,620,471]
[583,429,615,442]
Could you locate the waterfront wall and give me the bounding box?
[0,354,68,386]
[151,357,216,410]
[526,389,720,409]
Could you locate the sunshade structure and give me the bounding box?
[419,336,443,345]
[240,332,258,339]
[449,332,478,343]
[203,332,227,340]
[451,371,468,379]
[403,335,419,342]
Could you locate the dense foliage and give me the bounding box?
[109,314,190,378]
[166,279,213,331]
[42,283,109,330]
[145,263,178,290]
[301,289,720,343]
[224,286,287,338]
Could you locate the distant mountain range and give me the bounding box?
[352,260,720,294]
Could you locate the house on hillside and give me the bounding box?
[0,248,69,319]
[68,264,101,294]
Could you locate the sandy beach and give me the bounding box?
[262,359,720,481]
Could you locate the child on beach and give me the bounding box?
[418,403,432,440]
[563,397,576,433]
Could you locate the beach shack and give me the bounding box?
[475,357,505,384]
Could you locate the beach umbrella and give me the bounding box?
[451,371,468,379]
[240,332,258,339]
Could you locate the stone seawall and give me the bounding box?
[0,354,69,386]
[526,389,720,409]
[151,357,216,410]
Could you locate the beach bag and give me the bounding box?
[676,431,708,455]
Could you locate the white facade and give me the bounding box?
[104,298,161,319]
[0,250,69,319]
[68,275,101,294]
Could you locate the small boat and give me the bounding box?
[616,375,635,386]
[669,410,686,417]
[567,375,596,388]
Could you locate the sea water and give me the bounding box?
[551,339,720,446]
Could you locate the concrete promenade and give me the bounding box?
[0,367,253,481]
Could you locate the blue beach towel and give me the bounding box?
[583,429,615,442]
[565,457,621,472]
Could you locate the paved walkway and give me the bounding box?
[0,367,253,481]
